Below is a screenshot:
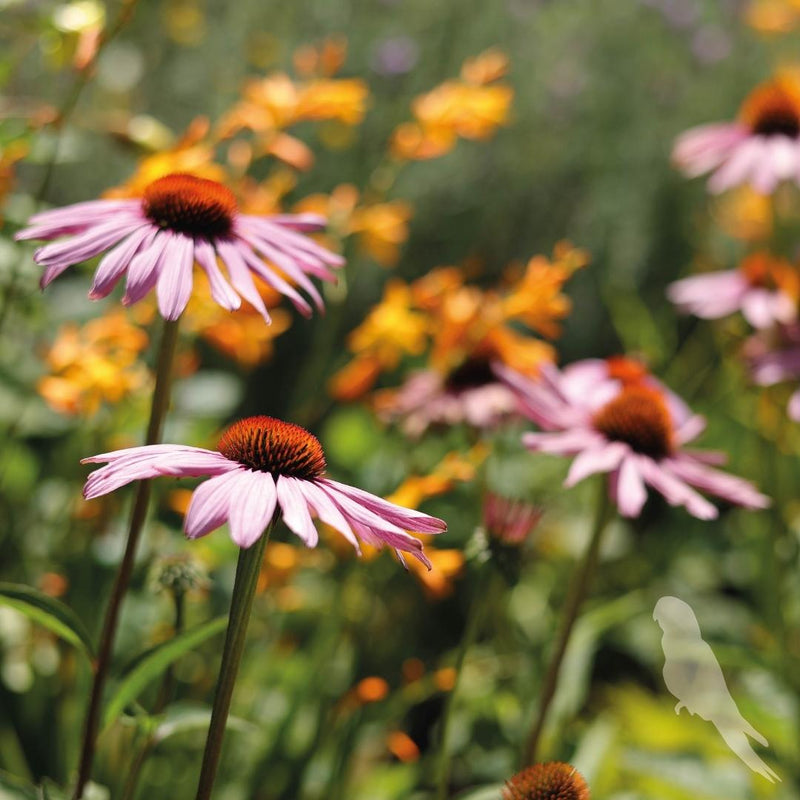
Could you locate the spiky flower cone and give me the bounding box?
[503,762,590,800]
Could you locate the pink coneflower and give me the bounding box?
[376,357,518,435]
[668,252,798,329]
[673,77,800,194]
[743,323,800,421]
[82,416,446,566]
[497,362,769,519]
[15,173,343,321]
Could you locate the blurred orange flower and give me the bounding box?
[747,0,800,32]
[392,49,513,161]
[38,310,150,416]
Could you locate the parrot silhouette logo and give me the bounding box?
[653,596,780,783]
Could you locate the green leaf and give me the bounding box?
[153,702,256,744]
[103,616,227,731]
[0,583,94,660]
[0,769,37,800]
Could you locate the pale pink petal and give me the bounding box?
[156,233,195,320]
[16,200,142,240]
[275,476,319,547]
[193,240,241,311]
[665,455,770,510]
[301,481,362,553]
[635,455,717,520]
[89,226,157,299]
[35,216,145,268]
[184,471,242,539]
[741,288,781,329]
[610,456,648,517]
[216,239,271,322]
[564,442,628,487]
[523,428,606,456]
[788,390,800,421]
[708,138,767,194]
[319,479,446,534]
[227,470,278,548]
[673,413,706,446]
[235,241,313,317]
[768,136,798,180]
[667,271,748,320]
[672,123,748,176]
[82,446,235,499]
[122,233,168,305]
[347,517,431,568]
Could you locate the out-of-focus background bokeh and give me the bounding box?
[1,0,799,798]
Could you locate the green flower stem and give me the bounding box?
[194,521,275,800]
[523,480,612,766]
[72,317,180,800]
[433,562,492,800]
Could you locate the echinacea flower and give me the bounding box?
[743,323,800,420]
[15,173,343,321]
[673,77,800,194]
[497,361,769,519]
[668,252,798,329]
[81,415,446,566]
[484,492,543,546]
[503,761,590,800]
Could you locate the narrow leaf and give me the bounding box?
[103,616,227,730]
[0,583,94,660]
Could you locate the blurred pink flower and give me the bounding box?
[668,267,796,329]
[82,415,445,566]
[744,324,800,420]
[673,77,800,194]
[377,361,518,436]
[16,173,343,321]
[483,492,543,546]
[497,362,769,519]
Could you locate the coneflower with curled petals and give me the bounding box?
[503,762,590,800]
[497,360,769,519]
[16,173,343,321]
[82,415,446,566]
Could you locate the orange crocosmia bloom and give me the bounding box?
[350,201,413,267]
[328,354,384,402]
[38,310,150,416]
[296,78,370,125]
[502,241,589,338]
[460,48,509,85]
[293,36,348,78]
[346,282,429,368]
[387,731,420,763]
[712,186,773,242]
[747,0,800,32]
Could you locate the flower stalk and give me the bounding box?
[72,317,180,800]
[433,561,492,800]
[194,520,275,800]
[523,480,611,765]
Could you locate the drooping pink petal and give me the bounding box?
[16,199,142,240]
[319,479,447,534]
[156,233,195,320]
[89,226,158,299]
[184,470,242,539]
[708,138,766,194]
[788,389,800,421]
[216,239,271,322]
[564,442,628,488]
[35,215,145,268]
[672,123,748,176]
[635,455,717,520]
[668,271,749,321]
[664,454,770,510]
[122,233,169,305]
[347,517,431,569]
[611,456,648,517]
[82,446,236,499]
[227,470,278,548]
[193,239,241,311]
[302,481,362,553]
[523,428,605,457]
[276,476,319,546]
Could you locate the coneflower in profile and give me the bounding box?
[503,762,590,800]
[16,173,343,321]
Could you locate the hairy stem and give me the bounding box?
[72,317,180,800]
